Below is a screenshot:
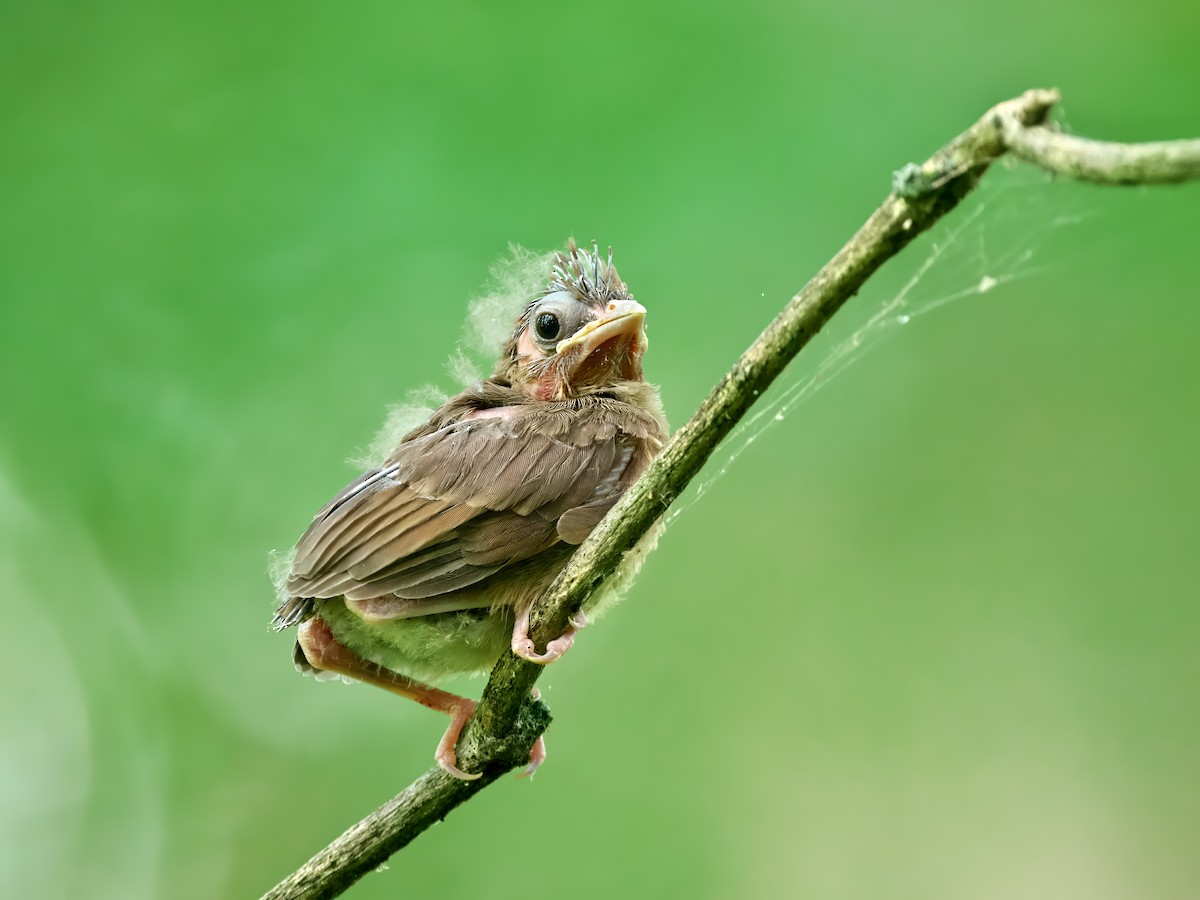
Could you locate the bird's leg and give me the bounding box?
[511,607,588,664]
[297,616,486,780]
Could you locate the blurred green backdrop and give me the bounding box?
[2,2,1198,898]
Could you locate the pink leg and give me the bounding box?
[298,617,484,780]
[511,608,587,664]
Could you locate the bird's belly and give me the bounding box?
[319,598,514,684]
[315,522,659,684]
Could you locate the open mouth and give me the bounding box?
[555,302,646,385]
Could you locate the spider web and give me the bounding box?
[665,162,1102,527]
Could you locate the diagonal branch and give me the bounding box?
[261,88,1200,900]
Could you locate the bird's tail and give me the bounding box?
[271,596,315,631]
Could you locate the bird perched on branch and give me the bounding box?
[272,240,667,779]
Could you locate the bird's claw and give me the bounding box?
[435,699,482,781]
[437,690,550,780]
[511,609,587,664]
[437,757,482,781]
[516,735,547,779]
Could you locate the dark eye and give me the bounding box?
[535,312,560,342]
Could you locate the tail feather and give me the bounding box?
[272,596,315,631]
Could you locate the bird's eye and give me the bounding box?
[535,312,560,342]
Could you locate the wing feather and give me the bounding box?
[296,487,422,576]
[346,504,478,580]
[284,401,659,613]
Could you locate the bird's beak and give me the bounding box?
[556,299,647,386]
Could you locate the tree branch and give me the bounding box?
[262,88,1200,900]
[1004,120,1200,185]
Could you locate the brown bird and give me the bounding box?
[273,240,667,779]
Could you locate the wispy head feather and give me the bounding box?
[354,244,556,467]
[470,244,559,357]
[544,238,630,308]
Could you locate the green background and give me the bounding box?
[2,2,1197,898]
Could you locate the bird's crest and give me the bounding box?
[542,238,630,307]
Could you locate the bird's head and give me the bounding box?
[499,239,648,401]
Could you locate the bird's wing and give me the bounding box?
[285,411,636,604]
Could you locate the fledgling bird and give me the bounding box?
[272,240,667,779]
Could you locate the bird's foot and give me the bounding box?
[440,690,549,780]
[435,698,482,781]
[511,608,587,664]
[513,688,548,778]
